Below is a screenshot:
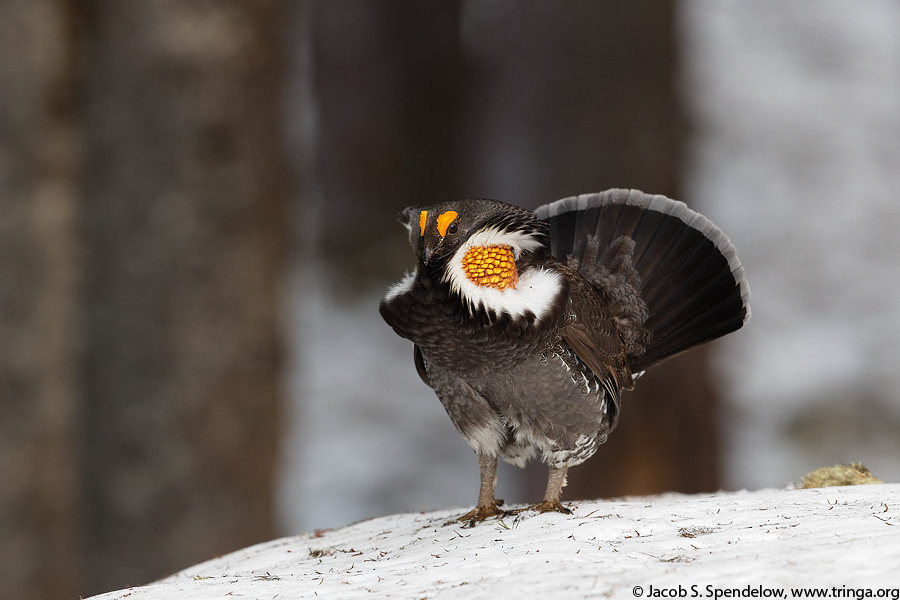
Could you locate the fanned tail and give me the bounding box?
[535,189,750,372]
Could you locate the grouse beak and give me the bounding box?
[418,230,444,266]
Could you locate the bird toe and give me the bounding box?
[527,500,572,515]
[447,502,505,527]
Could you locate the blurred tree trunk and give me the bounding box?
[0,1,84,599]
[1,1,287,595]
[312,0,467,288]
[77,0,287,594]
[534,0,721,499]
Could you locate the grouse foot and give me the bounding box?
[505,499,572,516]
[445,454,505,527]
[449,499,505,527]
[524,499,572,515]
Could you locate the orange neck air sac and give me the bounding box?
[461,244,518,290]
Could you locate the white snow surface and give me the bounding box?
[90,484,899,599]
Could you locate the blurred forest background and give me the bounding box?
[2,1,899,599]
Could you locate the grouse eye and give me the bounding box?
[436,210,459,237]
[448,222,458,235]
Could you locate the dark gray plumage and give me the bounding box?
[380,189,750,522]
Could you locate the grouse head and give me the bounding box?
[398,199,549,282]
[393,198,562,323]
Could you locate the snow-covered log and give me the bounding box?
[89,484,899,599]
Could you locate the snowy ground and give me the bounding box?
[90,483,899,599]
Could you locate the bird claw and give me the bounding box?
[530,500,572,514]
[446,500,505,527]
[507,500,572,516]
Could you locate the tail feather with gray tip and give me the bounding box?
[535,189,750,372]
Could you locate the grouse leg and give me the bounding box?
[528,464,572,514]
[454,454,504,524]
